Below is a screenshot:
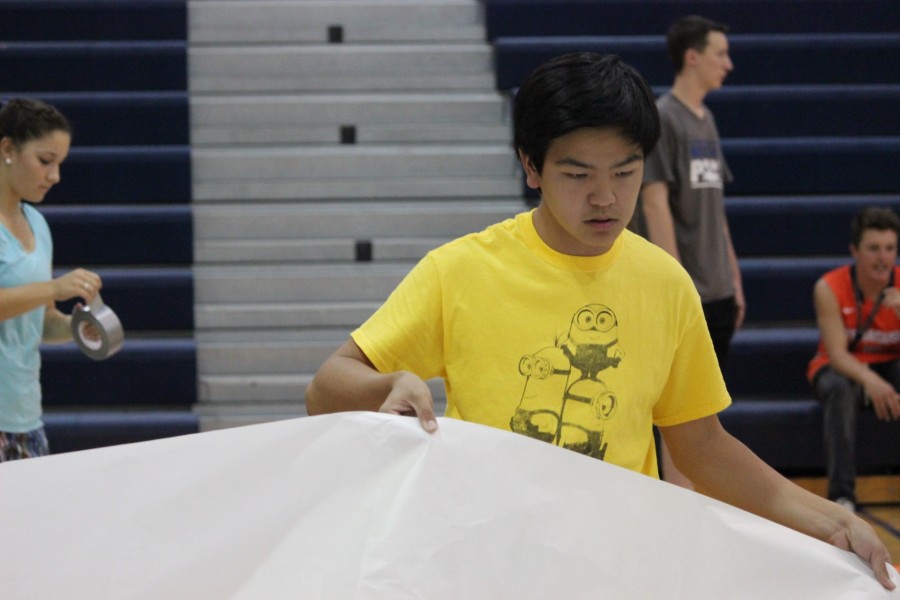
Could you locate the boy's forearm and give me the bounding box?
[667,418,870,547]
[306,355,393,415]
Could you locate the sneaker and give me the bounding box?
[835,497,857,512]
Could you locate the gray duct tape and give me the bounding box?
[70,294,125,360]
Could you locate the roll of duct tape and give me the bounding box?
[70,294,125,360]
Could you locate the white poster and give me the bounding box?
[0,412,896,599]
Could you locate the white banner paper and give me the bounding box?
[0,412,896,599]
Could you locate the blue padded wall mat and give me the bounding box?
[41,339,197,408]
[726,328,819,396]
[54,267,194,331]
[46,146,191,204]
[720,401,825,470]
[40,205,192,265]
[485,0,900,39]
[720,401,900,473]
[494,34,900,89]
[5,92,192,147]
[0,42,188,93]
[726,195,900,257]
[704,85,900,138]
[723,137,900,195]
[43,411,199,454]
[739,258,846,323]
[0,0,187,41]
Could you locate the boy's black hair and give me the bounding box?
[513,52,660,174]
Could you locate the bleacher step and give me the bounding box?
[196,300,380,329]
[194,237,447,263]
[197,337,344,375]
[197,373,447,413]
[192,145,520,201]
[195,122,513,145]
[192,92,508,126]
[193,144,517,179]
[189,44,495,93]
[195,263,410,303]
[193,200,522,238]
[194,175,522,201]
[191,92,511,145]
[189,0,485,44]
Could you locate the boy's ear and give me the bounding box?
[517,149,542,190]
[683,47,699,69]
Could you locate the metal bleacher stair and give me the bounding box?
[188,0,524,430]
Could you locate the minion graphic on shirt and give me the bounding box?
[510,304,621,460]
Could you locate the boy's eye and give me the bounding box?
[615,169,637,178]
[565,173,587,179]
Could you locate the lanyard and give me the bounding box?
[849,265,895,352]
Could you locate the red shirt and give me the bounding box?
[807,264,900,381]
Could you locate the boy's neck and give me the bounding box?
[671,77,707,119]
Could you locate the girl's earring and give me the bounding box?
[3,158,10,165]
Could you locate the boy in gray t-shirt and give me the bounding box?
[640,15,744,489]
[645,93,734,306]
[641,16,743,365]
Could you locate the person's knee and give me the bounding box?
[815,369,858,408]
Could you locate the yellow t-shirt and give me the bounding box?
[353,211,731,477]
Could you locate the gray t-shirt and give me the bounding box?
[643,92,734,302]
